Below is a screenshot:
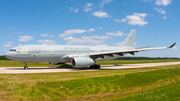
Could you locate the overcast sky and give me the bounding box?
[0,0,179,57]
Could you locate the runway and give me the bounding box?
[0,62,180,74]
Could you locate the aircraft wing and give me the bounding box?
[68,43,176,59]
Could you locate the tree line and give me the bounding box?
[0,55,10,60]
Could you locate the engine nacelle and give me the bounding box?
[49,62,64,65]
[71,57,95,68]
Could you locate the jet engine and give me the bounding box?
[49,62,64,65]
[71,57,95,68]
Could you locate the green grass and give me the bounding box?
[0,64,180,100]
[0,59,179,67]
[118,82,180,101]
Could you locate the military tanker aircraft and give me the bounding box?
[5,29,176,69]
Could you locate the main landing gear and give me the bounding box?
[90,64,101,69]
[24,62,28,70]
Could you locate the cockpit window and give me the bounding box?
[9,49,16,52]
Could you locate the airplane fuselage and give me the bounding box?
[5,45,131,63]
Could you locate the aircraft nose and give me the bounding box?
[5,52,14,60]
[5,51,19,60]
[5,52,10,58]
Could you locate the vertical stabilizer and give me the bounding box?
[121,29,136,47]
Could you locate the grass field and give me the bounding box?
[0,59,180,67]
[0,64,180,100]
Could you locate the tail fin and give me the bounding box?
[121,29,136,47]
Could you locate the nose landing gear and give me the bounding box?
[24,62,28,70]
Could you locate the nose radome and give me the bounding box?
[5,52,8,57]
[5,52,18,60]
[5,52,14,59]
[5,52,9,58]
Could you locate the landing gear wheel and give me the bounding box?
[23,62,28,70]
[90,65,101,69]
[24,66,28,70]
[90,65,94,69]
[97,65,101,69]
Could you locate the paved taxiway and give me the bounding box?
[0,62,180,74]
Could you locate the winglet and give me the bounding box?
[167,42,176,48]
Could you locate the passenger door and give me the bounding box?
[49,47,55,54]
[22,47,28,54]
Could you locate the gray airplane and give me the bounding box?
[5,29,176,69]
